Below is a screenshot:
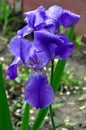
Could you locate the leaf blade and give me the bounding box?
[21,103,30,130]
[0,63,13,130]
[52,60,66,93]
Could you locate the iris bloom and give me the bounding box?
[7,30,74,108]
[7,29,74,78]
[18,5,80,36]
[7,5,80,108]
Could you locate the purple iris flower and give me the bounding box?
[24,71,54,109]
[18,5,80,36]
[7,29,74,108]
[7,5,80,108]
[7,31,54,106]
[7,29,74,79]
[7,34,55,109]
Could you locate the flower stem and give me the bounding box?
[49,59,56,130]
[49,105,56,130]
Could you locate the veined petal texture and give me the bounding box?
[24,71,54,108]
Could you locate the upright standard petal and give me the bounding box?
[45,18,57,33]
[24,6,46,30]
[45,5,63,32]
[61,10,80,28]
[7,58,20,80]
[46,5,63,22]
[24,71,54,109]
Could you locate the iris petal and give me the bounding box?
[34,29,62,45]
[34,31,74,59]
[24,72,54,109]
[9,36,21,57]
[20,38,32,66]
[34,30,62,58]
[7,58,20,79]
[46,5,63,22]
[17,25,33,37]
[45,5,63,32]
[24,6,46,30]
[55,34,74,59]
[20,36,50,69]
[61,10,80,28]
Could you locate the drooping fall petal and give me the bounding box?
[24,72,54,109]
[7,58,20,79]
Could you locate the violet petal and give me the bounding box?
[45,5,63,32]
[46,5,63,22]
[20,38,32,66]
[24,72,54,109]
[24,6,46,30]
[7,58,20,79]
[61,9,80,28]
[34,30,62,58]
[34,29,62,46]
[9,36,21,57]
[17,25,33,37]
[55,34,74,59]
[20,35,50,69]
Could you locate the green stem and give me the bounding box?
[49,59,56,130]
[21,103,30,130]
[49,105,56,130]
[50,123,65,130]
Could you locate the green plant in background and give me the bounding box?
[75,34,83,47]
[62,69,82,88]
[0,0,13,35]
